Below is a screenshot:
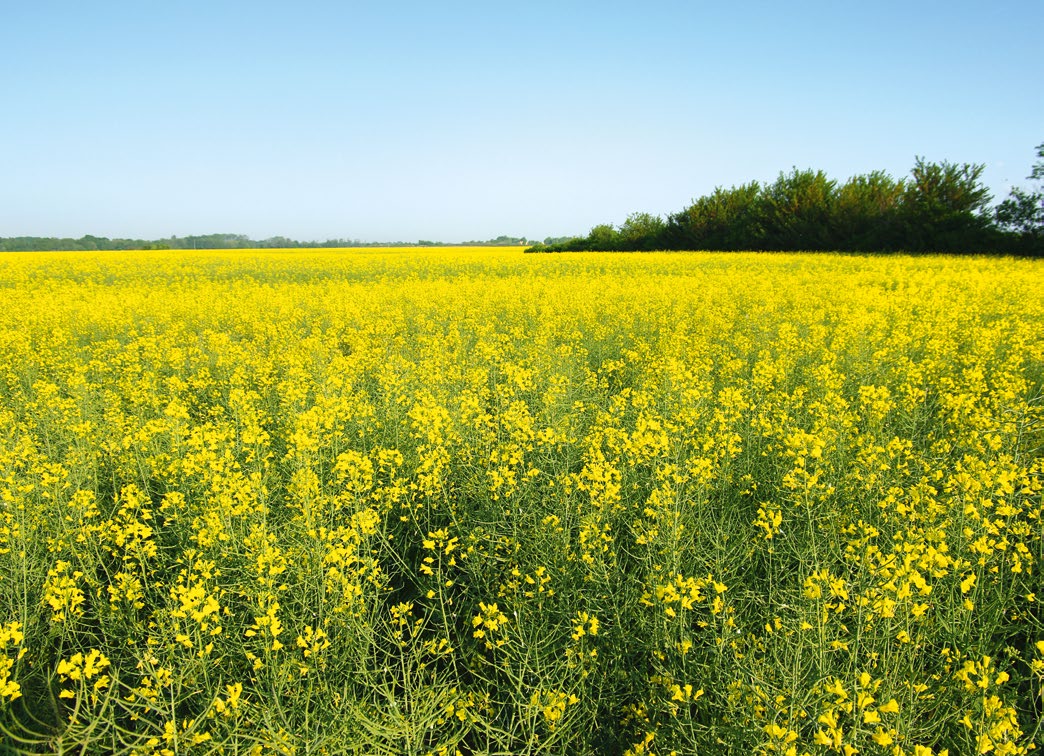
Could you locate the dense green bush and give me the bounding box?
[535,149,1044,256]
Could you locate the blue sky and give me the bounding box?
[2,1,1042,243]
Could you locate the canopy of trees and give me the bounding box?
[530,150,1044,256]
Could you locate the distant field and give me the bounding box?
[0,248,1042,754]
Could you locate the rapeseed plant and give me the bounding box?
[0,248,1040,753]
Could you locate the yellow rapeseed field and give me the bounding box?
[0,247,1042,754]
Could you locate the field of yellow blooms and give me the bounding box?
[0,247,1042,755]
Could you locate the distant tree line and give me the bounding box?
[0,233,377,252]
[528,147,1044,256]
[0,233,542,252]
[423,236,532,246]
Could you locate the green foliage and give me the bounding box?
[1029,141,1044,182]
[833,170,905,251]
[995,142,1044,254]
[587,223,622,251]
[762,169,837,250]
[618,213,666,250]
[995,188,1044,237]
[665,183,764,251]
[541,152,1040,255]
[900,158,993,252]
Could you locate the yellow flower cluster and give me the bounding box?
[0,622,25,701]
[56,649,111,704]
[471,601,509,651]
[530,689,580,727]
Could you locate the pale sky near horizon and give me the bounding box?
[2,1,1042,243]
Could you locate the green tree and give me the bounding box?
[994,142,1043,253]
[587,223,621,251]
[834,171,906,251]
[995,187,1044,236]
[665,182,764,250]
[901,158,993,252]
[762,168,837,250]
[1029,141,1044,182]
[617,212,666,250]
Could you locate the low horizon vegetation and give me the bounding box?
[0,234,534,254]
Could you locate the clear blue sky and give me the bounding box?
[2,1,1041,243]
